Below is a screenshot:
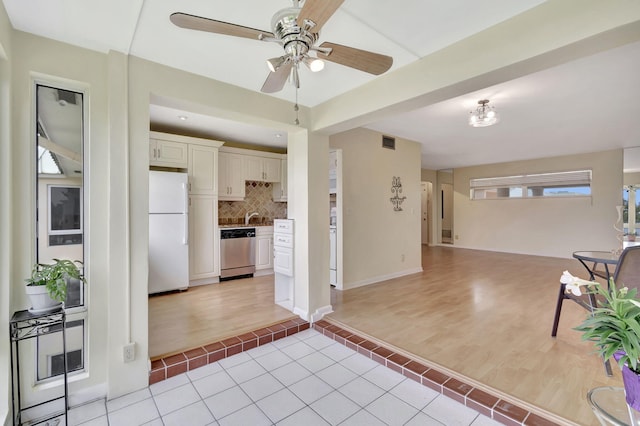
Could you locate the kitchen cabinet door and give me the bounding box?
[244,155,281,183]
[218,152,245,200]
[189,194,218,280]
[150,138,188,168]
[272,158,287,202]
[262,157,281,182]
[243,155,263,181]
[189,145,218,195]
[255,233,273,271]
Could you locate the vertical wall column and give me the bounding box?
[287,130,332,322]
[0,37,12,423]
[106,51,149,398]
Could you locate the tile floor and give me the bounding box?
[61,329,502,426]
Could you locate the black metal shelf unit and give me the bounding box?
[10,308,68,426]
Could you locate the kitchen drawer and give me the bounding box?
[273,232,293,248]
[274,219,293,234]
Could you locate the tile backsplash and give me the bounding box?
[218,181,287,225]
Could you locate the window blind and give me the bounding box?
[470,170,591,189]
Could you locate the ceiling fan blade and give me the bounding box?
[170,12,273,40]
[318,42,393,75]
[261,61,294,93]
[296,0,344,32]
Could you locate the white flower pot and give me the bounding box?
[25,285,63,314]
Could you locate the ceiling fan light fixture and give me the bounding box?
[303,56,324,72]
[267,56,287,72]
[469,99,499,127]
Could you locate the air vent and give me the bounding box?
[382,136,395,150]
[56,89,77,105]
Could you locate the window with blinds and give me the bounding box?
[470,170,592,200]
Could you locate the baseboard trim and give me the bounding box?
[344,267,423,290]
[292,307,309,321]
[69,383,107,407]
[310,305,333,323]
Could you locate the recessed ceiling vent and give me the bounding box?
[382,135,395,150]
[56,89,77,105]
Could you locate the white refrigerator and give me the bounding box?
[149,171,189,294]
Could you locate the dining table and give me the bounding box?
[572,250,620,281]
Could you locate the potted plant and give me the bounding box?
[25,259,85,314]
[561,271,640,415]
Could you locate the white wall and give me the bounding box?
[452,150,622,258]
[330,128,422,289]
[0,1,12,422]
[10,30,111,406]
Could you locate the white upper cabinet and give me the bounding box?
[244,155,281,183]
[149,138,188,168]
[188,145,218,195]
[263,157,281,182]
[218,152,245,201]
[272,157,287,202]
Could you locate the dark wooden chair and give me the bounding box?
[551,245,640,376]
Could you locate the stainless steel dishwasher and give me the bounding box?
[220,228,256,280]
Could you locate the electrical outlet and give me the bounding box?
[123,342,135,363]
[401,254,405,262]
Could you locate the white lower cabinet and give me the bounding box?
[273,219,294,310]
[189,194,219,281]
[255,227,274,271]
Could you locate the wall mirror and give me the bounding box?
[35,84,86,380]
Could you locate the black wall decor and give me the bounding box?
[390,176,407,211]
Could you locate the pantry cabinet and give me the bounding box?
[189,194,219,280]
[189,145,218,195]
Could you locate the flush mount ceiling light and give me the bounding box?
[469,99,499,127]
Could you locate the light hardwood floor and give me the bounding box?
[148,274,296,358]
[329,245,619,426]
[149,246,620,425]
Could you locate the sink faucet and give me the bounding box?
[245,212,259,225]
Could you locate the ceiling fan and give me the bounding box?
[170,0,393,94]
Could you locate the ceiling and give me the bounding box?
[5,0,640,170]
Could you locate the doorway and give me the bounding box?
[441,183,453,244]
[420,182,432,245]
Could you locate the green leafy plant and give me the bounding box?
[564,270,640,373]
[25,259,85,302]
